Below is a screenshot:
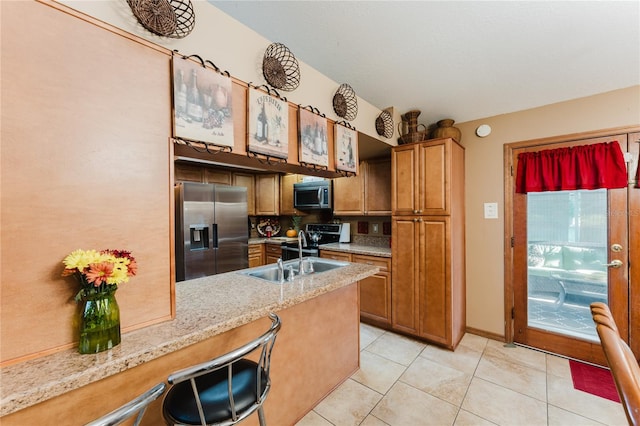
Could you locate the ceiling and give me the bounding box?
[208,1,639,135]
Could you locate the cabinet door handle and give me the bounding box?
[413,210,418,214]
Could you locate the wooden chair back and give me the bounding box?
[591,302,640,425]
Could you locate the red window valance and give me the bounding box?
[515,141,627,193]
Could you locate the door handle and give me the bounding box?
[605,259,623,268]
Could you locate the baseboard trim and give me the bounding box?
[466,326,505,342]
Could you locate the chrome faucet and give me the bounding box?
[276,258,284,283]
[298,230,308,275]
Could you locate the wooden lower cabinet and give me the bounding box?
[264,243,282,264]
[392,216,465,349]
[320,250,392,326]
[248,244,264,267]
[319,250,352,262]
[352,254,391,327]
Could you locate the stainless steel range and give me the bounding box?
[281,223,350,261]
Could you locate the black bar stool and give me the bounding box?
[85,382,166,426]
[162,313,281,426]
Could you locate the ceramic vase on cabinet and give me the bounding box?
[432,119,462,142]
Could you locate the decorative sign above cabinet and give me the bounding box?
[335,123,358,174]
[171,56,234,148]
[298,107,329,168]
[247,87,289,159]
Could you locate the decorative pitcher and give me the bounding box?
[398,110,427,144]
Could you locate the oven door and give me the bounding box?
[281,245,317,261]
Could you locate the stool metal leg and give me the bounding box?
[257,406,266,426]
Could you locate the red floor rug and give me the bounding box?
[569,359,620,403]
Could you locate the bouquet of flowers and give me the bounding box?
[62,249,137,301]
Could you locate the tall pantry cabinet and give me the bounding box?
[391,138,466,350]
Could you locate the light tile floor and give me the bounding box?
[295,323,628,426]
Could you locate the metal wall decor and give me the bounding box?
[170,0,196,39]
[129,0,195,39]
[262,42,301,92]
[375,109,394,139]
[333,83,358,121]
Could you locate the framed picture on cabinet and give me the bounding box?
[171,56,234,148]
[335,123,358,173]
[247,87,289,159]
[298,107,329,167]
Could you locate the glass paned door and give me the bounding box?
[526,189,608,341]
[511,134,629,365]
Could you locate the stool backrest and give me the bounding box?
[85,382,166,426]
[166,313,281,425]
[591,302,640,426]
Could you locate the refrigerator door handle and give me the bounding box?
[212,223,218,249]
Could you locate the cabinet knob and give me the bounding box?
[413,210,418,214]
[418,210,423,214]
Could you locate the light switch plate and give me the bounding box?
[484,202,498,219]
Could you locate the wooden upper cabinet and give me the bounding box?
[418,142,447,214]
[391,145,418,215]
[392,138,459,215]
[255,173,280,216]
[333,170,363,215]
[333,157,391,216]
[280,174,307,216]
[232,172,255,216]
[364,158,391,215]
[175,163,204,183]
[204,169,232,185]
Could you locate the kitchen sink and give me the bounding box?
[238,257,349,283]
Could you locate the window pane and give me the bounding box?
[527,189,607,341]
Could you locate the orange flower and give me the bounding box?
[85,262,114,287]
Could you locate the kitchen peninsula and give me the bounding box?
[0,262,378,425]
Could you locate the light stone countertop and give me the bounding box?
[0,261,378,417]
[319,243,392,258]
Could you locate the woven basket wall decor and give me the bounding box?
[129,0,195,39]
[169,0,195,39]
[262,42,300,92]
[375,110,394,139]
[333,83,358,121]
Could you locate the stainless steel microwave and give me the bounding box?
[293,180,332,210]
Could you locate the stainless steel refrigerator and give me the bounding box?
[175,182,248,281]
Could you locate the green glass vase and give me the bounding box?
[78,291,121,354]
